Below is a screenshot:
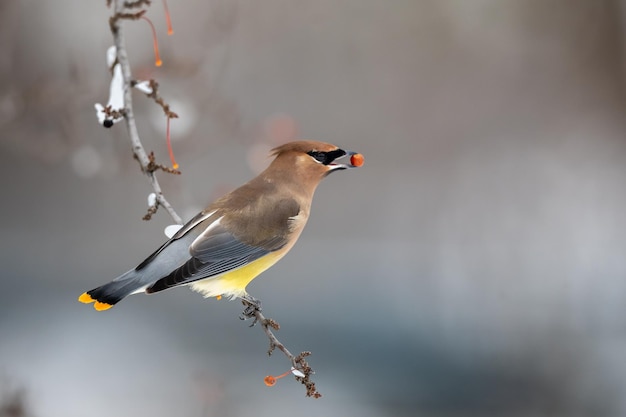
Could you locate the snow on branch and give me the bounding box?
[99,0,320,397]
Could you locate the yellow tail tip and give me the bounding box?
[79,293,113,311]
[94,301,113,311]
[78,292,95,304]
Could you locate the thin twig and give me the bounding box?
[110,0,182,225]
[243,300,321,398]
[144,79,178,119]
[106,0,319,397]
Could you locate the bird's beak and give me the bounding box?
[328,151,365,171]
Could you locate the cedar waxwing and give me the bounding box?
[78,140,364,311]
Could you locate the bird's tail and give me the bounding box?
[78,270,146,311]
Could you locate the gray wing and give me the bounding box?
[135,210,216,272]
[146,201,298,294]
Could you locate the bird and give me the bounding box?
[78,140,364,311]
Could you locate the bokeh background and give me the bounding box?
[1,1,626,416]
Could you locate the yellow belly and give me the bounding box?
[189,250,286,299]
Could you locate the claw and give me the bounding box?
[240,295,262,326]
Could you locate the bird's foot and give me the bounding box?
[240,295,262,327]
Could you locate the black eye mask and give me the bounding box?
[307,149,346,165]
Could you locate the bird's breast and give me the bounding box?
[189,249,288,299]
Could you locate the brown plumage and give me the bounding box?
[78,140,363,311]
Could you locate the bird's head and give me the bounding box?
[268,140,363,187]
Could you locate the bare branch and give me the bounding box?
[109,0,182,225]
[105,0,320,397]
[124,0,151,8]
[143,79,179,119]
[243,300,322,398]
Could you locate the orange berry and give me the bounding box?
[350,153,364,167]
[264,375,276,386]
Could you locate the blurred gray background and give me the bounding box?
[1,0,626,416]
